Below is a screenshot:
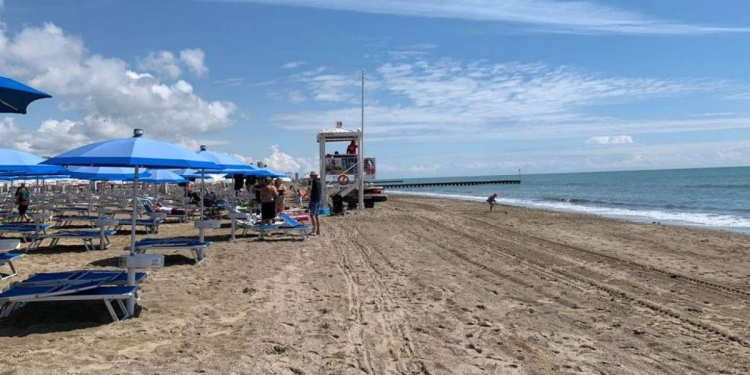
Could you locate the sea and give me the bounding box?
[384,166,750,234]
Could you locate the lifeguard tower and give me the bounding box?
[317,121,365,209]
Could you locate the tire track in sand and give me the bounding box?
[346,221,432,374]
[330,227,376,374]
[410,212,750,350]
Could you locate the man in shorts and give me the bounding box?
[308,171,322,236]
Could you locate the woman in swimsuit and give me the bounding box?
[274,178,286,214]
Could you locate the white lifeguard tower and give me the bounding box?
[317,121,364,209]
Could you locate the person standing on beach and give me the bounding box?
[487,193,498,212]
[259,177,278,225]
[308,171,322,236]
[14,183,31,222]
[274,178,286,214]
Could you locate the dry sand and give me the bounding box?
[1,195,750,374]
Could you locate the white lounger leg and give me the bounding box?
[104,299,120,322]
[0,260,18,280]
[117,299,130,320]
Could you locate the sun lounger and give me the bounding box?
[27,229,116,252]
[240,214,311,240]
[114,218,162,234]
[131,238,211,264]
[53,215,100,227]
[0,223,51,242]
[142,204,187,223]
[52,206,90,216]
[0,239,22,281]
[0,270,149,322]
[20,270,148,287]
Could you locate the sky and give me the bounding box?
[1,0,750,178]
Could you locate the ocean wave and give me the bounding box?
[687,184,750,190]
[390,190,750,228]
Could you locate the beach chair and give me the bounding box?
[52,206,90,216]
[142,203,187,223]
[0,239,22,281]
[0,270,149,323]
[0,223,52,243]
[241,213,312,240]
[53,215,100,228]
[114,218,163,234]
[26,229,117,252]
[130,238,211,264]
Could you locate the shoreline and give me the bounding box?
[388,189,750,236]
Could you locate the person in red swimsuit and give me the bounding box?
[346,140,358,155]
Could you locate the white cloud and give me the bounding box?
[262,145,315,175]
[180,48,208,76]
[273,58,732,143]
[371,139,750,177]
[220,0,750,35]
[231,153,255,165]
[213,77,247,87]
[586,135,634,145]
[288,90,306,103]
[282,61,305,69]
[291,71,365,103]
[138,51,182,80]
[0,22,236,156]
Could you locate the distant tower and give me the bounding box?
[295,172,299,181]
[256,161,265,168]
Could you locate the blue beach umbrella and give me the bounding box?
[197,145,255,172]
[0,75,52,114]
[139,169,186,184]
[172,168,206,179]
[262,167,286,178]
[42,129,219,316]
[223,167,285,178]
[0,148,65,174]
[66,166,139,181]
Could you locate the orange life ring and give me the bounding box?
[337,174,350,186]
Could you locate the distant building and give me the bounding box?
[295,172,299,181]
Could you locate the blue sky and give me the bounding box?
[2,0,750,178]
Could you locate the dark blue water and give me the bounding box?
[386,167,750,231]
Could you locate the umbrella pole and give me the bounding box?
[199,169,205,242]
[127,166,139,316]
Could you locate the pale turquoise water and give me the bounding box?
[386,167,750,232]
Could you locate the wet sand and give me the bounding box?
[1,195,749,374]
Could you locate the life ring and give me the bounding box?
[338,174,350,186]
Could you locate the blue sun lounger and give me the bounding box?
[0,239,22,280]
[0,223,51,242]
[131,238,211,264]
[241,214,311,240]
[27,229,117,252]
[114,218,163,234]
[0,270,148,322]
[53,215,100,227]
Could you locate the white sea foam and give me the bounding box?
[390,190,750,228]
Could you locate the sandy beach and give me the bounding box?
[1,195,749,374]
